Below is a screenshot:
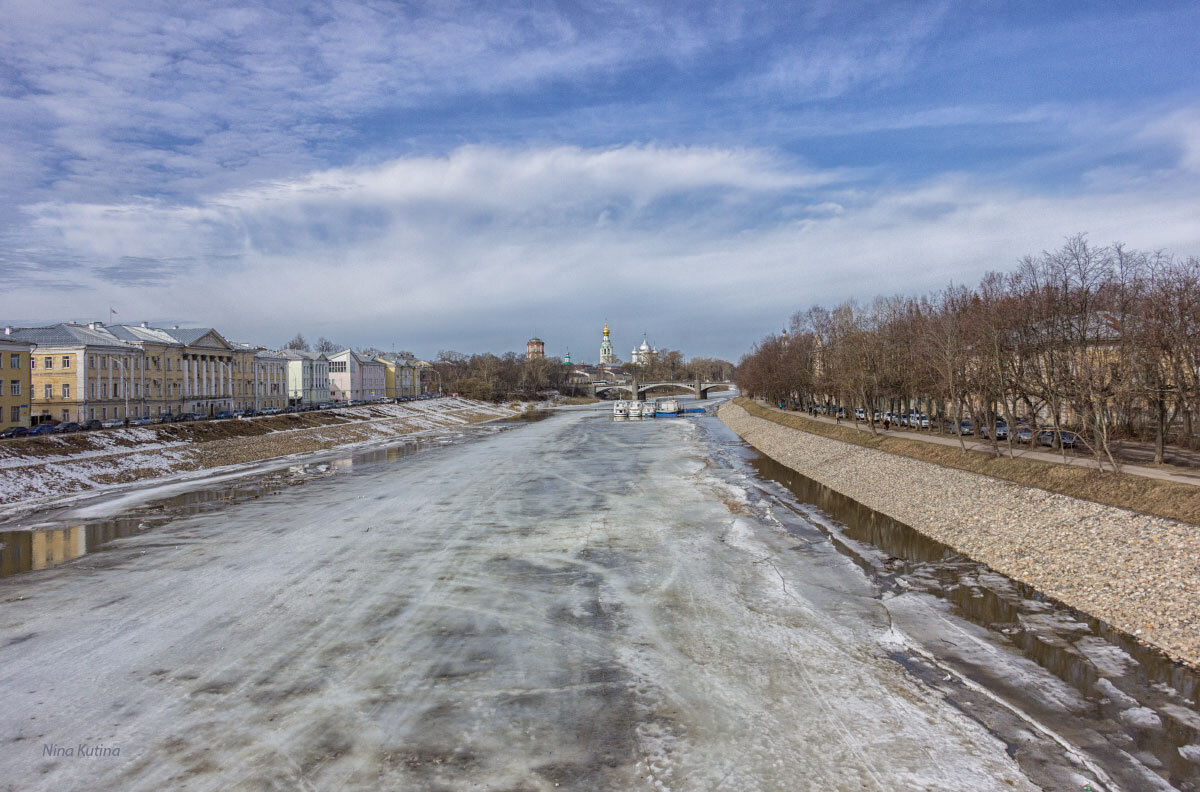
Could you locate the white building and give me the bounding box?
[631,336,656,365]
[280,350,330,406]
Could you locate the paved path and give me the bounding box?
[763,403,1200,487]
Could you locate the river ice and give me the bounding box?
[0,401,1175,790]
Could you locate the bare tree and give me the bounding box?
[284,333,310,351]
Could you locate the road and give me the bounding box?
[0,400,1195,790]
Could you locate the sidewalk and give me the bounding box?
[762,403,1200,488]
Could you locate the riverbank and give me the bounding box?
[719,399,1200,669]
[0,398,520,515]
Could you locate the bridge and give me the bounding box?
[590,378,733,400]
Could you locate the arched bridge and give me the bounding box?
[590,379,733,400]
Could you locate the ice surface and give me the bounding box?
[0,401,1165,790]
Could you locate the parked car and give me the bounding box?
[101,418,126,428]
[172,412,199,422]
[215,411,235,420]
[83,419,103,430]
[980,421,1008,440]
[947,419,974,436]
[155,414,175,424]
[130,417,153,426]
[54,422,83,434]
[854,407,865,420]
[1038,430,1079,449]
[28,424,57,436]
[1015,426,1034,443]
[0,427,29,439]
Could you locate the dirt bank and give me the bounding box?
[0,398,520,512]
[719,400,1200,669]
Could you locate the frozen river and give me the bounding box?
[1,399,1197,790]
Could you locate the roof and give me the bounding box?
[158,326,232,349]
[107,324,184,346]
[7,323,136,350]
[279,349,327,361]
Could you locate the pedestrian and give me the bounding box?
[883,417,890,431]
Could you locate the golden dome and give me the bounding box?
[603,321,610,336]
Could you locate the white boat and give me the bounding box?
[656,398,680,415]
[613,400,629,417]
[628,400,643,418]
[641,400,657,417]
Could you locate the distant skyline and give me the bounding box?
[2,1,1199,361]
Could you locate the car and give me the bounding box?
[83,419,103,430]
[1038,430,1079,449]
[173,412,199,422]
[215,411,235,420]
[947,419,974,436]
[980,421,1008,440]
[155,414,175,424]
[101,418,126,428]
[854,407,865,420]
[28,424,57,436]
[1015,427,1034,443]
[0,427,29,439]
[130,417,153,426]
[54,422,84,434]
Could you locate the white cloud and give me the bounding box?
[8,143,1200,359]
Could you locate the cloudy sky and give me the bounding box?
[2,1,1198,361]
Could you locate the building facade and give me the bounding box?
[0,336,33,430]
[526,338,545,361]
[251,349,289,411]
[10,323,147,424]
[281,350,330,405]
[360,357,385,400]
[376,353,418,398]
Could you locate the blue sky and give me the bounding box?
[2,0,1198,361]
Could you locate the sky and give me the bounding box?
[1,0,1198,362]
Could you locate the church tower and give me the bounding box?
[599,321,615,365]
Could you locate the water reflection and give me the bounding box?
[748,452,1200,789]
[0,428,511,580]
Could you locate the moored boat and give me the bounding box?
[641,400,657,417]
[655,398,680,415]
[628,400,643,418]
[613,400,629,417]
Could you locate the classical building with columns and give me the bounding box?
[152,326,241,416]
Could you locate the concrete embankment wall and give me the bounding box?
[718,401,1200,668]
[0,398,519,512]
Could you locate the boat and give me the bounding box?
[613,400,629,417]
[628,400,643,418]
[655,398,680,415]
[641,400,657,417]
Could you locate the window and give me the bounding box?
[101,407,107,419]
[88,355,95,368]
[62,355,70,369]
[62,384,70,398]
[101,356,108,369]
[10,353,20,368]
[44,356,53,369]
[12,405,21,422]
[101,382,108,398]
[10,380,18,396]
[90,383,96,398]
[61,409,69,421]
[43,384,52,399]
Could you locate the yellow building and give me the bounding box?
[0,335,34,430]
[11,323,146,424]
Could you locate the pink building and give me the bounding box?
[328,349,387,402]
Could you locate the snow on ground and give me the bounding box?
[0,398,519,512]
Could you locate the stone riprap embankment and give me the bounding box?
[719,401,1200,668]
[0,398,520,513]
